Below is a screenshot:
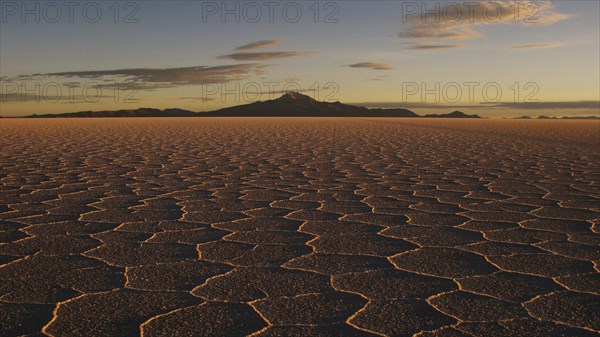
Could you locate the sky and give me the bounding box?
[1,0,599,117]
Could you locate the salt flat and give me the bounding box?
[1,118,599,336]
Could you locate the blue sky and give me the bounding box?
[1,0,599,116]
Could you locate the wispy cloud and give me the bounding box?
[402,42,465,50]
[400,1,572,41]
[0,92,114,103]
[167,96,215,101]
[11,65,270,87]
[350,101,600,110]
[219,51,310,61]
[400,25,481,41]
[235,39,283,51]
[348,62,395,70]
[238,87,318,96]
[351,101,477,109]
[488,101,600,110]
[510,43,561,49]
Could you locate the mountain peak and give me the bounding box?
[448,111,468,117]
[278,91,315,103]
[424,110,480,118]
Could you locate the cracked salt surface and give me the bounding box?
[0,118,598,336]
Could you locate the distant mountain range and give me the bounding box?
[517,115,600,120]
[23,92,482,118]
[422,111,480,118]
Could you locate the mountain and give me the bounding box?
[561,116,600,120]
[28,108,197,118]
[423,111,480,118]
[24,92,476,118]
[199,92,418,117]
[515,115,600,120]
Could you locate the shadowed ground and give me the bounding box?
[1,118,599,336]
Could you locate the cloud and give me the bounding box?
[0,92,114,103]
[236,87,318,96]
[11,65,270,87]
[167,96,215,101]
[350,101,600,110]
[510,43,561,49]
[219,51,311,61]
[401,42,465,50]
[351,101,478,109]
[400,1,572,41]
[348,62,395,70]
[489,101,600,110]
[235,39,283,51]
[400,25,481,41]
[349,101,600,110]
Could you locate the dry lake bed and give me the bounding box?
[1,118,599,336]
